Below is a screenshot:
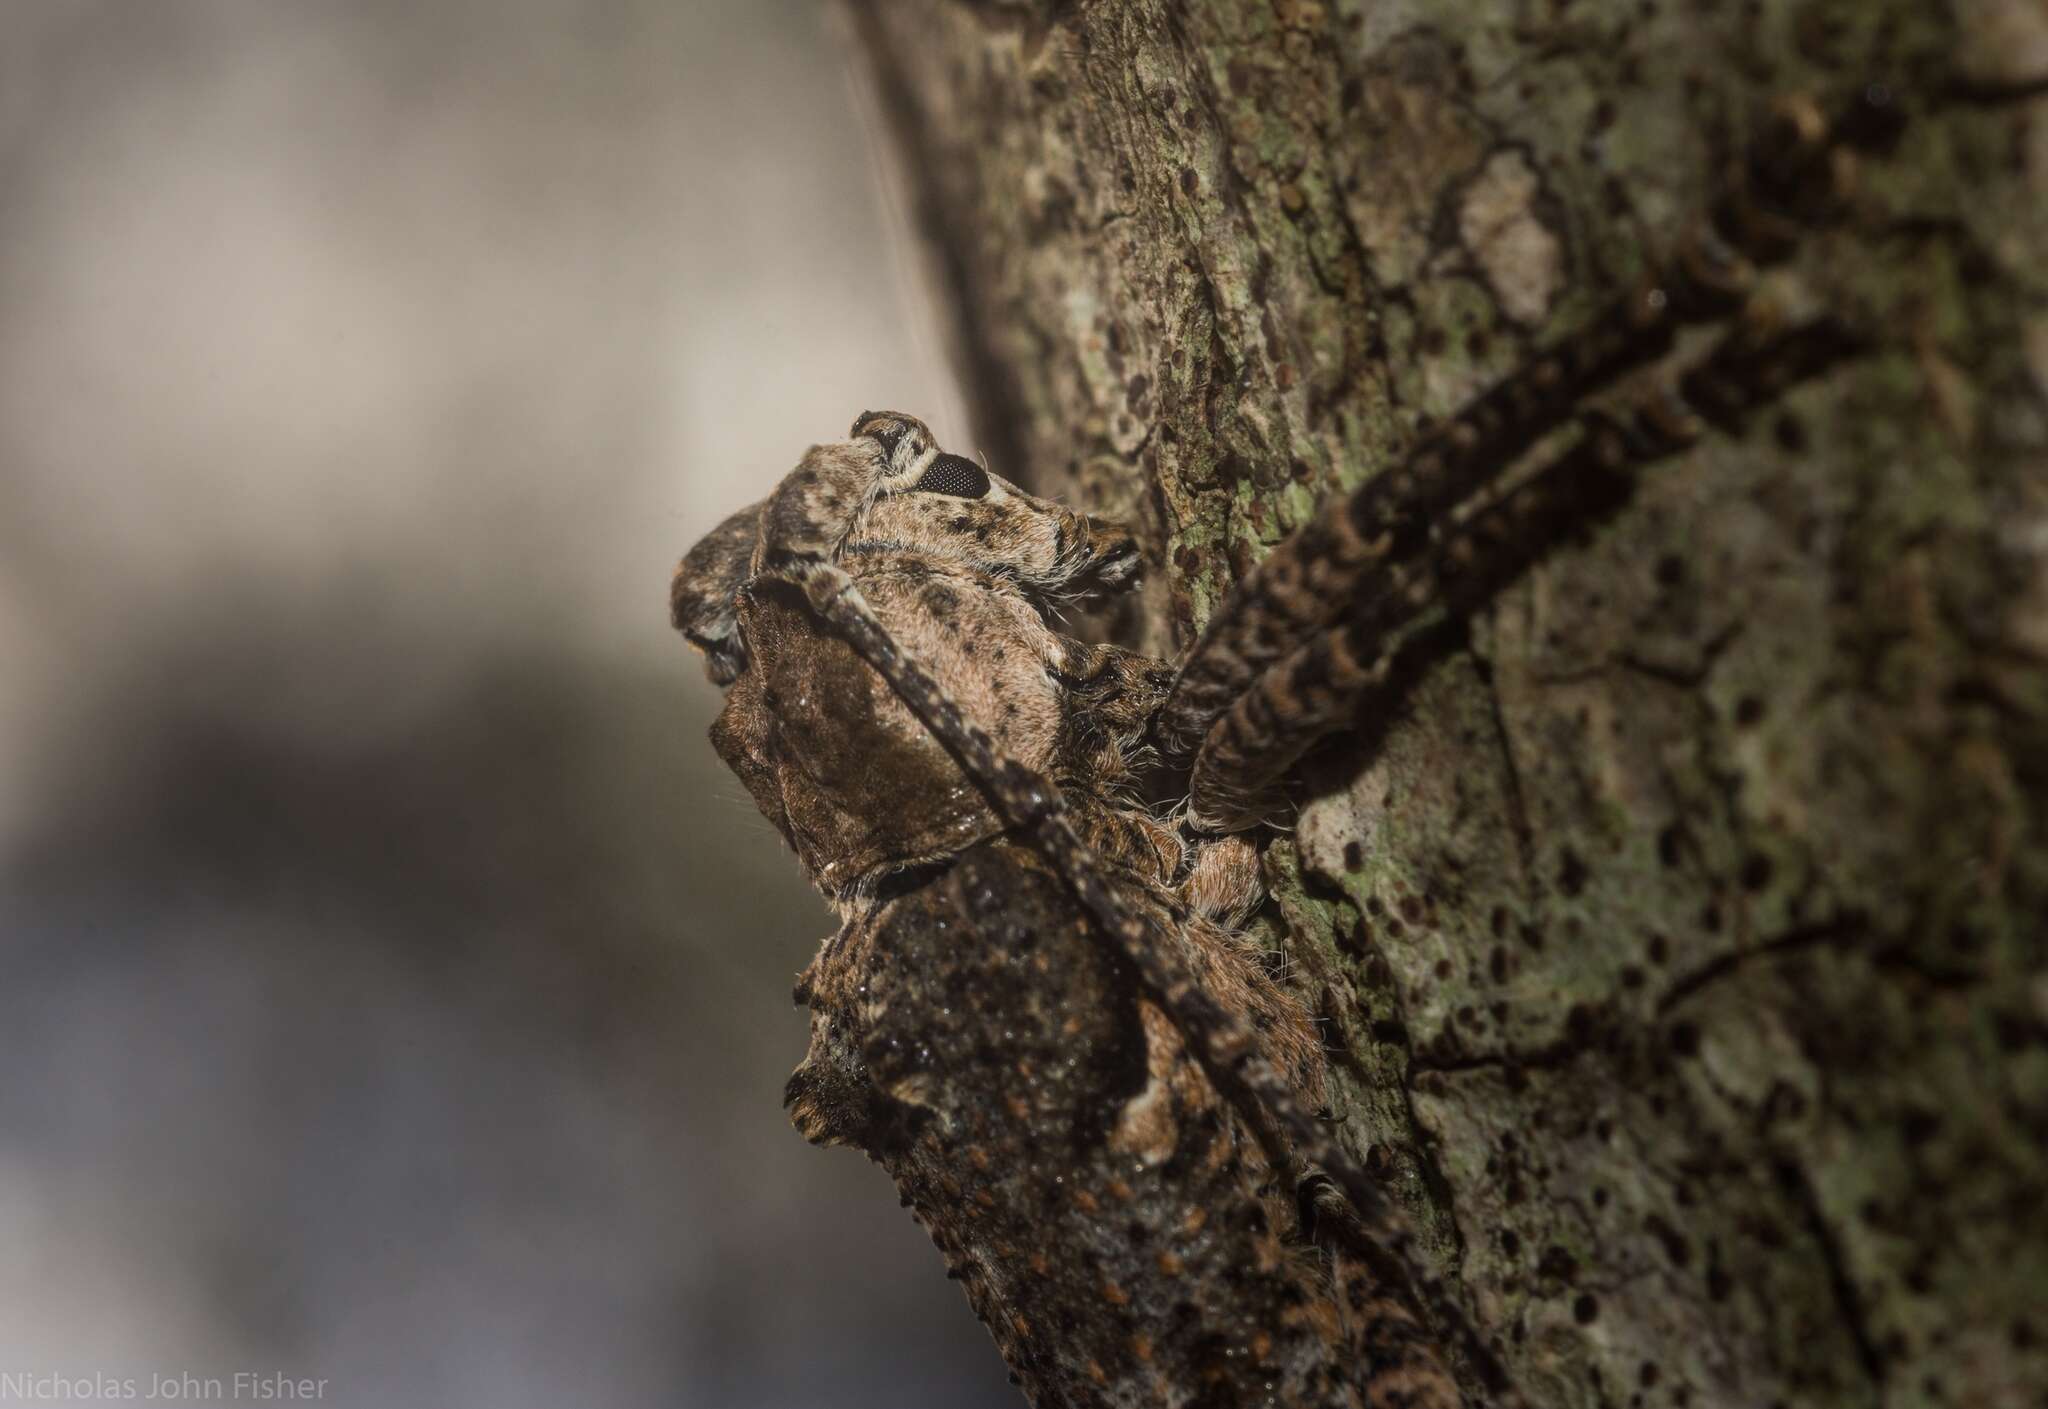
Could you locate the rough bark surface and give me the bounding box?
[849,2,2048,1406]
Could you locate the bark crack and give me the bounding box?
[1655,916,1865,1017]
[1774,1151,1889,1389]
[1474,652,1538,908]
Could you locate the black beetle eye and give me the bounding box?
[912,453,991,499]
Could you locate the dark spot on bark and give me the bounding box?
[1180,167,1199,197]
[1657,825,1683,867]
[1901,1106,1941,1146]
[1620,965,1644,989]
[1734,694,1764,726]
[1370,1019,1408,1045]
[1639,1362,1661,1388]
[1573,1293,1600,1324]
[1490,947,1508,982]
[1706,1259,1732,1302]
[1655,553,1686,588]
[1648,933,1670,964]
[1538,1246,1577,1282]
[1558,848,1589,896]
[1740,853,1773,890]
[1500,1228,1521,1256]
[1646,1214,1693,1267]
[1669,1021,1701,1057]
[1774,410,1809,453]
[1521,923,1545,952]
[1343,840,1363,870]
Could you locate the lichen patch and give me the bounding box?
[1458,149,1563,326]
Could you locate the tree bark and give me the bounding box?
[847,2,2048,1405]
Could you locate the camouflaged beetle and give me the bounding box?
[671,409,1472,1405]
[669,88,1903,1409]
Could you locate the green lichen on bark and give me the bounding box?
[853,0,2048,1403]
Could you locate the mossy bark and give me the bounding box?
[848,1,2048,1404]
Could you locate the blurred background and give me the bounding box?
[0,2,1009,1404]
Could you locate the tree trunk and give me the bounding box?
[846,2,2048,1405]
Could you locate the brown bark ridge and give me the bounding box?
[843,1,2048,1406]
